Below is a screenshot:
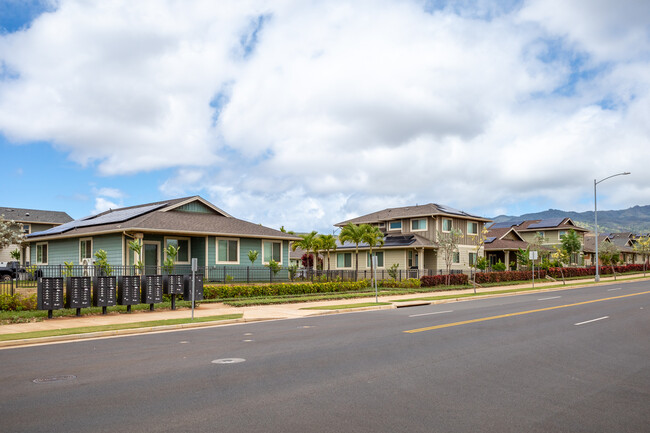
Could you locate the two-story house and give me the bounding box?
[1,207,73,265]
[333,204,491,276]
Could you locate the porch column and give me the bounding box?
[505,251,510,269]
[418,248,425,277]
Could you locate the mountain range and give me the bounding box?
[491,205,650,235]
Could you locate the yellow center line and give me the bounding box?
[404,290,650,334]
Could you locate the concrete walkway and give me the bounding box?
[1,273,647,348]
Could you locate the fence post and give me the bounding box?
[247,267,250,284]
[270,267,273,284]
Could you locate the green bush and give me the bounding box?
[0,293,37,311]
[378,278,421,288]
[203,280,371,299]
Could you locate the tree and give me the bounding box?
[529,233,548,278]
[437,229,462,285]
[515,247,531,270]
[599,240,620,280]
[317,234,337,274]
[633,235,650,276]
[0,216,24,250]
[551,246,570,285]
[361,224,385,283]
[247,250,259,266]
[560,229,581,265]
[338,223,366,280]
[291,231,318,273]
[128,239,144,274]
[471,225,488,292]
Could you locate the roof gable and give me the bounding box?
[162,196,232,217]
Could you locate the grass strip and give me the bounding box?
[301,302,391,310]
[0,314,242,342]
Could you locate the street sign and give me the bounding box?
[529,251,538,260]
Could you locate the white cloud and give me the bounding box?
[0,0,649,231]
[91,197,120,215]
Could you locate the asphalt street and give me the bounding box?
[1,281,649,432]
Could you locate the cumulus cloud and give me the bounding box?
[0,0,649,231]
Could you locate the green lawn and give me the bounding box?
[0,313,243,342]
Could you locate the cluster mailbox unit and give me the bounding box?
[37,273,203,318]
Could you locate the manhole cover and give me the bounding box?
[212,358,246,364]
[33,375,76,384]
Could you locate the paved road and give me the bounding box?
[1,281,649,432]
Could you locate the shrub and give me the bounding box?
[0,293,37,311]
[474,270,546,284]
[378,278,421,288]
[203,280,371,300]
[492,260,506,272]
[420,274,469,287]
[547,264,646,279]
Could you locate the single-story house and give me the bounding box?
[483,226,530,269]
[25,196,300,275]
[1,206,73,265]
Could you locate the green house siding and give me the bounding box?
[93,234,123,266]
[190,236,206,266]
[31,237,77,265]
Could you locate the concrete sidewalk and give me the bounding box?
[1,273,647,347]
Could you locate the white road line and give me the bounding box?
[409,310,453,318]
[538,296,561,301]
[607,288,622,291]
[575,316,609,326]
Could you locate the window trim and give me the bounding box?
[164,236,191,264]
[452,251,460,264]
[467,221,478,236]
[411,218,427,232]
[79,237,93,264]
[216,238,240,265]
[442,218,453,233]
[388,220,402,231]
[366,251,385,269]
[36,242,48,265]
[337,252,353,269]
[558,230,567,240]
[22,224,31,234]
[262,240,283,265]
[469,252,477,266]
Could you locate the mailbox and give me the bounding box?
[93,276,117,307]
[164,274,184,295]
[118,276,141,305]
[141,274,163,304]
[65,277,92,309]
[183,274,204,301]
[37,277,64,311]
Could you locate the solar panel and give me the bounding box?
[528,218,565,229]
[436,204,468,216]
[489,219,525,229]
[26,203,167,237]
[484,237,496,243]
[384,235,415,247]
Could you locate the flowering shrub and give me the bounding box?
[0,293,37,311]
[474,270,546,284]
[420,274,469,287]
[547,264,646,278]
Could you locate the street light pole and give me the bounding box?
[594,171,630,282]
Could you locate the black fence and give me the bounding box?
[5,264,476,290]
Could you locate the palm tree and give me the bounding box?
[291,231,318,273]
[360,224,385,280]
[317,234,338,277]
[338,223,365,280]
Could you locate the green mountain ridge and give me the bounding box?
[491,205,650,235]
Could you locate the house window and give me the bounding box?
[452,252,460,264]
[263,240,282,264]
[411,218,427,231]
[80,238,92,263]
[378,222,385,228]
[408,250,413,267]
[217,238,239,264]
[469,252,477,266]
[36,243,48,265]
[558,230,567,240]
[367,251,384,268]
[442,218,453,232]
[537,231,545,239]
[467,222,478,235]
[337,252,352,268]
[22,224,30,234]
[165,237,190,263]
[389,221,402,230]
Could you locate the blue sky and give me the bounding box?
[1,0,649,231]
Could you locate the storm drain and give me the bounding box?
[33,375,77,384]
[212,358,246,364]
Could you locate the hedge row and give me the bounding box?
[203,280,372,299]
[420,274,469,287]
[547,264,647,278]
[474,270,546,284]
[378,278,421,288]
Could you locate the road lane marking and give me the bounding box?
[538,296,561,301]
[575,316,609,326]
[607,288,622,291]
[404,290,650,334]
[409,310,453,318]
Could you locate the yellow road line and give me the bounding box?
[404,290,650,334]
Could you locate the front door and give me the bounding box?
[144,242,159,275]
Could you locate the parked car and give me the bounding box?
[0,261,25,280]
